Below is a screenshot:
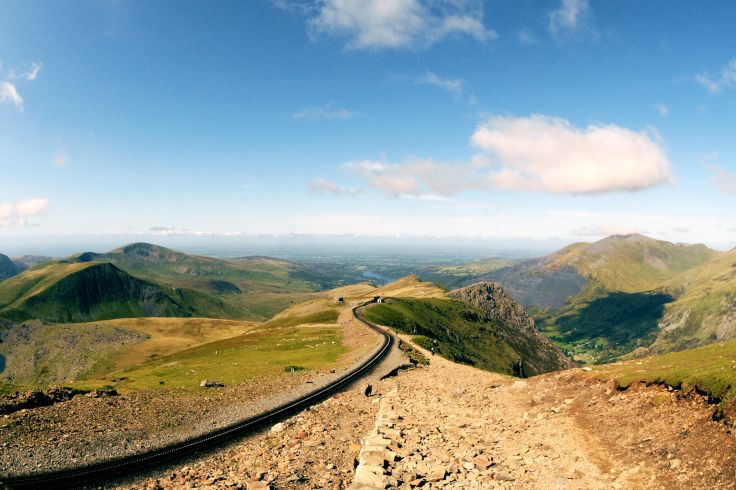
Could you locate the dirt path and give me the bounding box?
[351,344,652,489]
[127,336,736,490]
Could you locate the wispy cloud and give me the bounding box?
[24,62,42,81]
[517,30,537,46]
[336,114,672,198]
[696,59,736,93]
[0,198,49,228]
[52,150,69,167]
[0,82,23,110]
[415,70,464,96]
[700,153,736,195]
[307,177,360,196]
[286,0,495,50]
[0,61,42,111]
[655,103,669,117]
[548,0,597,43]
[293,101,361,121]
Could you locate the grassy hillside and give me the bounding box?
[71,243,355,320]
[363,298,523,375]
[0,261,241,323]
[101,324,346,391]
[555,234,718,292]
[646,248,736,353]
[0,318,254,385]
[449,282,573,375]
[479,235,720,363]
[593,340,736,414]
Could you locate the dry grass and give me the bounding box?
[82,317,258,377]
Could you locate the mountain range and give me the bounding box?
[0,243,356,323]
[469,234,734,362]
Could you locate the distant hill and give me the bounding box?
[363,276,572,376]
[11,255,54,272]
[470,234,720,363]
[67,242,358,320]
[0,254,19,281]
[0,261,241,323]
[477,234,718,309]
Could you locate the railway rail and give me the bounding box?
[0,300,392,489]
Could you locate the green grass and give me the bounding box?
[85,243,353,321]
[263,309,339,329]
[593,340,736,407]
[363,298,520,376]
[0,262,243,323]
[85,325,347,391]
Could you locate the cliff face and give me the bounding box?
[450,282,574,376]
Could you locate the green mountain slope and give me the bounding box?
[481,234,718,309]
[476,234,720,363]
[449,282,574,375]
[0,261,240,323]
[363,280,572,377]
[70,243,352,319]
[0,254,19,281]
[648,248,736,353]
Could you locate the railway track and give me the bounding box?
[0,301,392,489]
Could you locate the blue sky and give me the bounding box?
[2,0,736,254]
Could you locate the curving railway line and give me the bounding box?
[0,300,392,489]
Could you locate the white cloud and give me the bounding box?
[0,81,23,110]
[24,62,42,81]
[696,59,736,93]
[700,153,736,195]
[0,198,49,228]
[307,177,360,196]
[472,114,673,194]
[655,103,669,117]
[415,70,463,96]
[0,61,42,111]
[548,0,596,42]
[52,150,69,167]
[338,114,672,197]
[293,102,361,120]
[307,0,495,50]
[343,158,482,197]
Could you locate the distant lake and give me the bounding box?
[0,355,4,373]
[362,271,393,284]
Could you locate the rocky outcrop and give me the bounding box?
[450,282,574,375]
[0,386,83,414]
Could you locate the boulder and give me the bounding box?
[200,379,224,388]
